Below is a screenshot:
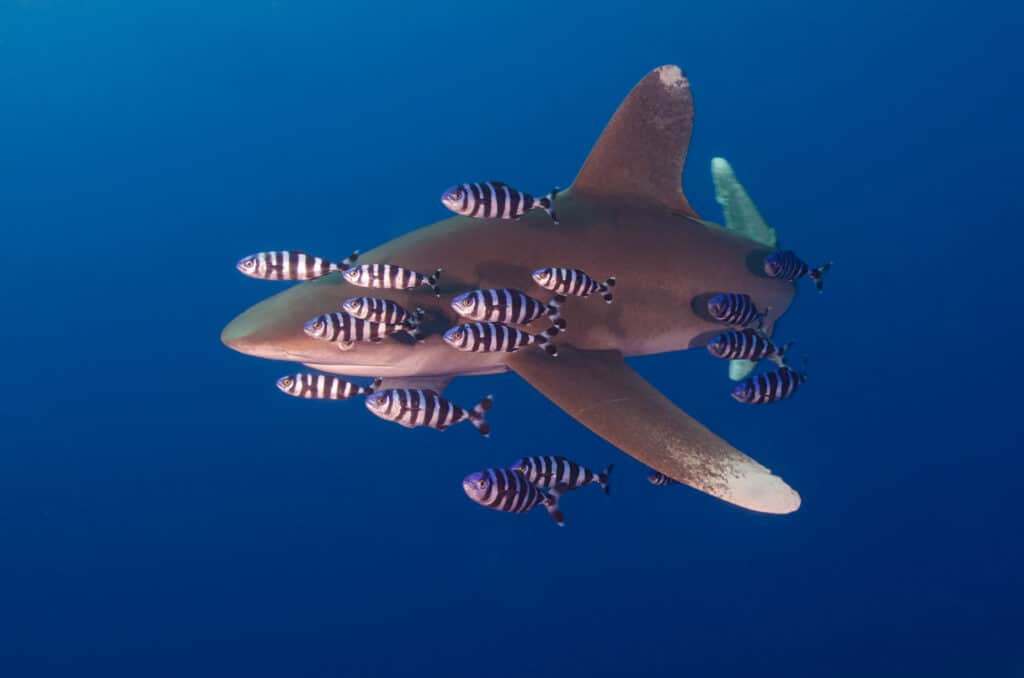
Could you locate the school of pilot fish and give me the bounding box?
[235,180,832,526]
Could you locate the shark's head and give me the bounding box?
[440,184,470,215]
[236,254,260,278]
[706,334,730,358]
[461,471,491,504]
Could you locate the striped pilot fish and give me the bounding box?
[441,181,559,224]
[731,366,807,405]
[276,373,376,400]
[509,455,612,495]
[340,297,425,340]
[706,329,792,367]
[443,322,559,357]
[450,288,566,330]
[236,250,359,281]
[343,264,442,298]
[763,251,833,292]
[706,293,769,328]
[364,389,493,436]
[647,470,678,487]
[462,468,564,526]
[531,267,616,303]
[303,312,409,350]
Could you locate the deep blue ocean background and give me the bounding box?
[2,1,1021,676]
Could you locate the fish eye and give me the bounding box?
[459,298,473,307]
[477,479,487,490]
[281,377,292,387]
[314,321,324,330]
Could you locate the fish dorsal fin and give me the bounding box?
[571,65,697,216]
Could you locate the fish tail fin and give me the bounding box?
[544,487,565,526]
[600,276,616,303]
[810,262,832,292]
[427,268,443,297]
[537,186,560,224]
[339,250,360,270]
[469,394,493,437]
[599,463,614,495]
[405,307,426,341]
[772,341,795,367]
[535,329,559,357]
[547,294,567,331]
[359,378,378,396]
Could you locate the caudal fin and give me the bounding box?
[339,250,360,270]
[600,276,616,304]
[535,327,559,358]
[468,394,493,437]
[537,186,560,224]
[546,294,567,331]
[771,341,795,367]
[543,489,565,527]
[359,379,378,396]
[426,268,443,297]
[810,262,832,292]
[598,463,614,495]
[405,307,426,341]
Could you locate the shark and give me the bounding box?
[221,64,802,515]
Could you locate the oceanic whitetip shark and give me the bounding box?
[222,65,802,515]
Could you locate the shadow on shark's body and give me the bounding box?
[222,65,801,514]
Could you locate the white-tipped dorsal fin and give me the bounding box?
[571,65,697,216]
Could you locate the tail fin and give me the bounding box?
[543,488,565,526]
[424,268,443,297]
[537,186,560,224]
[535,328,559,357]
[405,307,426,341]
[339,250,360,270]
[468,394,493,437]
[771,341,795,367]
[810,262,832,292]
[598,463,614,495]
[360,379,378,396]
[600,276,616,304]
[546,294,567,331]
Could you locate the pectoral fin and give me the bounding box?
[507,347,801,514]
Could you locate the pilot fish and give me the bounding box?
[450,288,566,330]
[706,293,768,328]
[340,298,425,340]
[276,373,376,400]
[731,366,807,405]
[443,322,559,357]
[763,251,833,292]
[462,468,565,526]
[531,267,616,303]
[509,455,612,495]
[706,329,791,367]
[236,250,359,281]
[365,389,493,436]
[441,182,559,223]
[647,470,678,486]
[303,312,410,350]
[343,264,443,298]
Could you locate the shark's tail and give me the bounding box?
[468,394,493,437]
[425,268,443,297]
[599,276,616,304]
[810,262,832,293]
[546,294,567,331]
[537,186,559,224]
[543,486,565,526]
[534,326,560,357]
[598,463,614,496]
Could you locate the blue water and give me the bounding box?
[2,1,1021,676]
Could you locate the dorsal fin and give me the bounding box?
[571,65,697,216]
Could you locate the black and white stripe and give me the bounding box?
[364,389,493,436]
[510,455,612,495]
[443,322,559,357]
[531,267,615,303]
[303,312,408,349]
[706,329,790,366]
[647,470,678,487]
[343,264,442,297]
[731,366,807,405]
[236,250,359,281]
[706,293,768,328]
[462,468,564,526]
[275,373,376,400]
[441,182,559,223]
[763,250,833,292]
[450,288,566,329]
[341,297,418,325]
